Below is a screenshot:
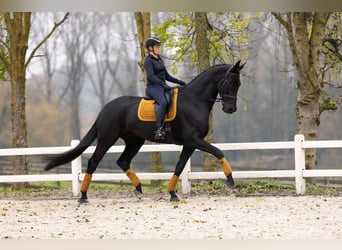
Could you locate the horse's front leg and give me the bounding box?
[192,136,235,189]
[168,146,195,202]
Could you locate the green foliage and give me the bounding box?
[191,179,342,196]
[236,179,295,194]
[153,12,253,72]
[0,66,6,80]
[323,13,342,74]
[0,14,8,80]
[320,90,338,112]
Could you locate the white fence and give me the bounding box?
[1,134,342,196]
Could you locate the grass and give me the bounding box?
[0,180,168,194]
[191,179,342,196]
[0,178,341,197]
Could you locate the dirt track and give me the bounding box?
[0,190,341,239]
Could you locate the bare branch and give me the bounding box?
[25,12,70,68]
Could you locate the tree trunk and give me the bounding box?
[134,12,151,83]
[5,13,31,188]
[0,12,69,189]
[195,12,217,171]
[134,12,163,186]
[272,12,331,184]
[296,85,320,170]
[10,65,29,188]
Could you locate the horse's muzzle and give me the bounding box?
[222,106,236,114]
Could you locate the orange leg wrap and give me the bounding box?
[80,173,92,192]
[167,175,179,192]
[219,157,232,176]
[125,169,141,187]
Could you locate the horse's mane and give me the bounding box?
[186,64,230,86]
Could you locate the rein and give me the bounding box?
[178,92,223,102]
[178,71,238,103]
[178,92,237,103]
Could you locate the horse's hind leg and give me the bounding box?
[79,137,118,203]
[167,146,194,202]
[117,135,145,198]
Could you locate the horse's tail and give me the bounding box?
[44,123,97,171]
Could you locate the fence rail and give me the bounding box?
[0,134,342,196]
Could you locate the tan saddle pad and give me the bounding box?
[137,88,178,122]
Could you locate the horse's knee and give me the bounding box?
[86,158,98,174]
[116,158,129,171]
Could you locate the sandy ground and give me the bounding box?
[0,190,341,239]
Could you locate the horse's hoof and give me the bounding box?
[170,196,180,202]
[78,198,89,204]
[134,189,143,199]
[169,191,180,202]
[224,174,235,189]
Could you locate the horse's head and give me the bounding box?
[218,61,245,114]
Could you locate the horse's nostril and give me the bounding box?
[224,107,236,113]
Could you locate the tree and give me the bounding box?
[134,12,151,81]
[134,12,164,186]
[86,13,121,108]
[272,12,341,181]
[57,13,96,140]
[0,12,69,188]
[154,12,252,170]
[194,12,217,171]
[86,13,139,108]
[28,13,64,103]
[0,83,11,146]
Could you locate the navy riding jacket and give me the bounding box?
[144,55,181,87]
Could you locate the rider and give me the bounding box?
[144,37,186,140]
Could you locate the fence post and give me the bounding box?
[71,140,81,197]
[180,158,191,194]
[294,134,306,195]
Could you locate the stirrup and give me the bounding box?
[154,127,166,140]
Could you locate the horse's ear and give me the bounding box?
[231,60,241,72]
[232,60,245,72]
[239,62,246,71]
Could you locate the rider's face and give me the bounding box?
[152,45,160,55]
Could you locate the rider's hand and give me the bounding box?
[178,80,186,86]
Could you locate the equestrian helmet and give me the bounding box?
[145,37,161,49]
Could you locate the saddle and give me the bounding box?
[137,88,178,122]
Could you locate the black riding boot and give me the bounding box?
[154,104,166,140]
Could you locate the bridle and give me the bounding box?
[178,69,239,104]
[217,67,239,104]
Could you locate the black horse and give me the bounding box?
[45,61,245,202]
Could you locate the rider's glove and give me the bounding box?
[178,80,186,86]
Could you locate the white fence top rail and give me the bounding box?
[302,140,342,148]
[0,141,298,156]
[1,139,342,157]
